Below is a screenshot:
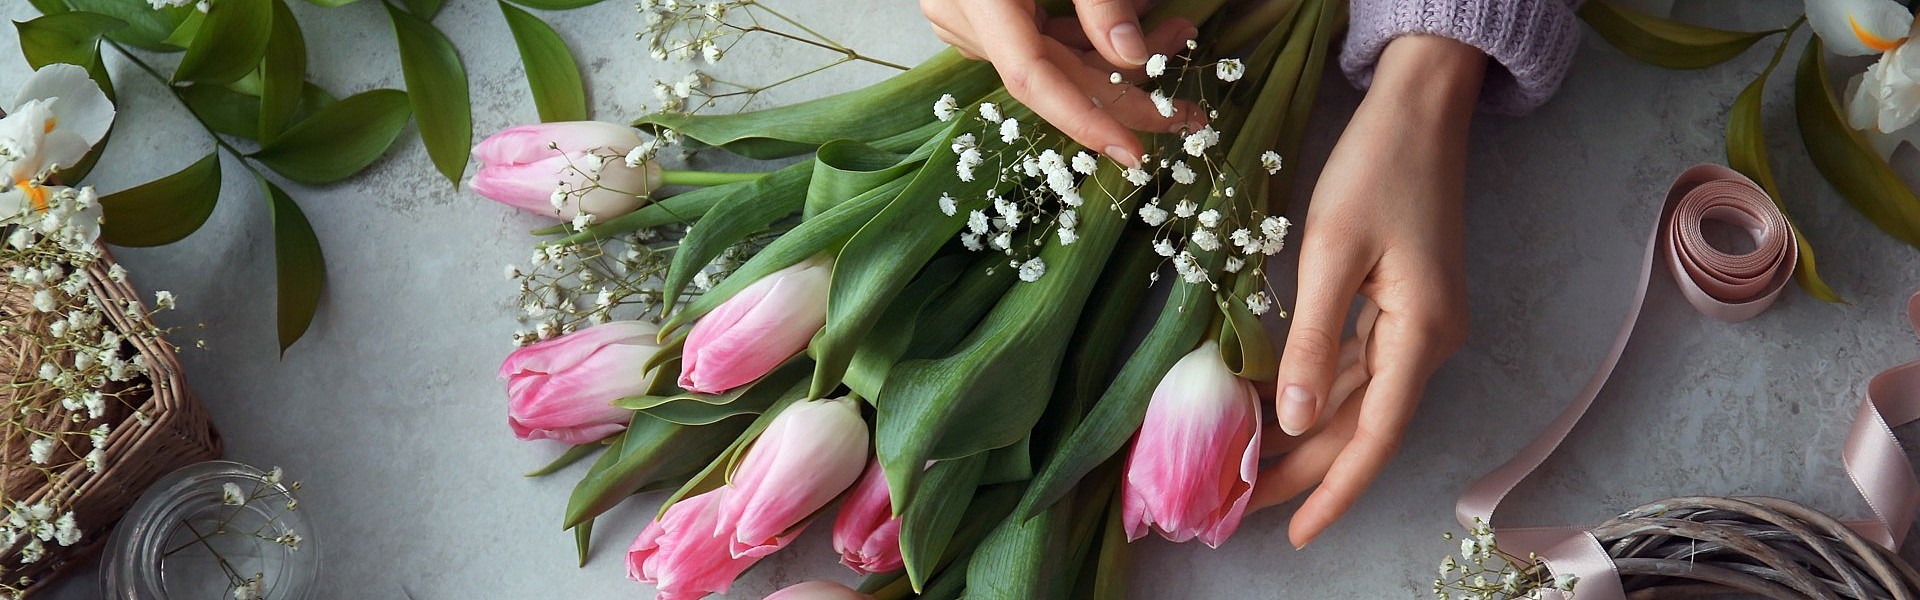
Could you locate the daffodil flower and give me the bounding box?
[0,63,114,245]
[1808,0,1920,158]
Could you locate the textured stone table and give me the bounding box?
[6,0,1919,598]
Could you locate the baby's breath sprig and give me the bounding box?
[639,0,908,114]
[507,224,775,346]
[0,185,173,595]
[162,466,304,600]
[1434,518,1579,600]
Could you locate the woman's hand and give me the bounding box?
[1250,35,1487,548]
[918,0,1200,166]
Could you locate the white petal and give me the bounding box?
[1848,71,1882,132]
[1805,0,1913,56]
[13,64,114,149]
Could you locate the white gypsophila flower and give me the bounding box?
[1153,238,1177,257]
[31,289,55,313]
[1071,151,1097,175]
[1191,229,1221,251]
[999,118,1021,144]
[549,185,569,210]
[701,41,723,63]
[88,424,109,446]
[20,539,42,564]
[1246,291,1272,315]
[222,482,245,506]
[1123,167,1150,186]
[1224,256,1245,273]
[1554,574,1579,591]
[956,148,982,182]
[107,263,126,282]
[503,264,520,280]
[950,132,976,153]
[991,231,1012,251]
[967,210,990,234]
[572,213,596,232]
[1145,54,1167,77]
[1260,215,1290,239]
[933,94,959,122]
[1182,126,1220,156]
[1017,257,1046,282]
[978,102,1002,123]
[1173,251,1206,283]
[265,466,284,484]
[1215,58,1245,82]
[1173,200,1197,219]
[1150,90,1175,118]
[28,438,53,464]
[1260,150,1283,174]
[233,579,262,600]
[961,233,984,251]
[1057,227,1077,245]
[1230,228,1256,252]
[82,391,105,419]
[1057,209,1078,230]
[1139,202,1170,226]
[1197,209,1220,228]
[154,290,176,310]
[1171,161,1195,185]
[52,512,78,547]
[938,193,958,216]
[691,271,714,292]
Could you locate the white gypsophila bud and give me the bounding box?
[1145,54,1167,77]
[938,193,958,216]
[1109,72,1122,84]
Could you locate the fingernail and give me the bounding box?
[1279,385,1315,436]
[1103,145,1140,169]
[1108,23,1148,65]
[1181,26,1199,45]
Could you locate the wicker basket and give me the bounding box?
[1594,496,1920,600]
[1,249,221,595]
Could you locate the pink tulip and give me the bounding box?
[499,321,661,445]
[832,459,903,575]
[715,396,869,558]
[764,581,873,600]
[470,121,663,221]
[679,256,833,394]
[1122,341,1261,547]
[628,488,789,600]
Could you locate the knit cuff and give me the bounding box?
[1341,0,1582,115]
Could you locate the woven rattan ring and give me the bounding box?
[1588,496,1920,600]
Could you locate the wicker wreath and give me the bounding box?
[1590,496,1920,600]
[0,250,221,595]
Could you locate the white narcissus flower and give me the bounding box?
[0,64,112,244]
[1807,0,1920,157]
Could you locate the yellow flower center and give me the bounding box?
[1853,14,1907,52]
[16,179,48,213]
[42,117,56,135]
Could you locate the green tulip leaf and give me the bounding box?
[1796,39,1920,249]
[563,412,747,529]
[965,495,1072,600]
[634,49,997,159]
[1088,485,1132,600]
[258,0,306,140]
[173,0,271,85]
[658,161,814,313]
[1577,0,1780,70]
[572,518,592,566]
[900,454,988,591]
[500,1,587,122]
[99,153,221,247]
[653,381,809,519]
[1216,290,1278,380]
[261,177,325,353]
[65,0,192,51]
[1726,26,1840,303]
[807,138,926,217]
[250,89,412,184]
[843,254,977,401]
[524,440,608,477]
[386,2,472,185]
[631,359,812,426]
[178,83,262,140]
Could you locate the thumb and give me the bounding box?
[1074,0,1149,67]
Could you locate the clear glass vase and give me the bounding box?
[101,461,319,600]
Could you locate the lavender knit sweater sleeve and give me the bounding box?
[1343,0,1583,115]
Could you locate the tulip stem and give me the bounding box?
[659,170,765,187]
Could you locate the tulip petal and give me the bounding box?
[499,321,658,378]
[628,489,768,599]
[1806,0,1913,56]
[716,397,869,557]
[470,154,582,216]
[679,258,832,394]
[833,459,904,574]
[472,121,641,166]
[765,580,873,600]
[1121,342,1262,546]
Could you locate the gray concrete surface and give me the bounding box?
[4,0,1916,598]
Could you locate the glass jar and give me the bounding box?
[101,461,319,600]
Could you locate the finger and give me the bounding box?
[964,0,1144,165]
[1276,240,1369,436]
[1044,17,1094,50]
[1249,390,1364,510]
[930,25,982,60]
[1062,51,1188,133]
[1074,0,1150,67]
[1287,311,1440,548]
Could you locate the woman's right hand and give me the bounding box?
[918,0,1200,167]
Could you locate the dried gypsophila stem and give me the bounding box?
[1434,518,1579,600]
[172,466,304,600]
[0,187,176,594]
[637,0,908,115]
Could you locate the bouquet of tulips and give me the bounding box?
[482,0,1346,597]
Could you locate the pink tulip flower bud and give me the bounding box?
[628,488,785,600]
[1122,341,1261,547]
[831,459,903,575]
[470,121,663,221]
[763,580,873,600]
[499,321,661,445]
[678,256,833,394]
[715,396,869,558]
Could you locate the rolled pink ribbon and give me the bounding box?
[1453,165,1920,600]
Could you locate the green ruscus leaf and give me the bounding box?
[250,89,412,184]
[499,1,588,122]
[386,2,472,185]
[15,10,121,183]
[261,177,325,353]
[64,0,192,51]
[258,0,307,140]
[99,153,221,247]
[1796,38,1920,250]
[173,0,272,85]
[1577,0,1781,70]
[508,0,606,9]
[1726,24,1839,303]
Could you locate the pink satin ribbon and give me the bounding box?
[1455,164,1920,599]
